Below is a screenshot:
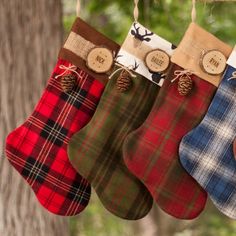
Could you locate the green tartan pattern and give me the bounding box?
[68,69,159,220]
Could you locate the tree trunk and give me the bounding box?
[0,1,69,235]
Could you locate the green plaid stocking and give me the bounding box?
[68,69,159,219]
[68,21,175,219]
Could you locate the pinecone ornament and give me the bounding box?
[61,74,77,93]
[116,70,133,92]
[178,76,193,96]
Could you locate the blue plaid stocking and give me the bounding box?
[179,54,236,219]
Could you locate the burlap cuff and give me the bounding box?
[171,23,232,87]
[59,17,120,85]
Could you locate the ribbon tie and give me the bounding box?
[55,64,81,79]
[109,63,137,80]
[171,70,193,83]
[228,71,236,81]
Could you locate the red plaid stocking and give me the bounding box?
[123,23,232,219]
[5,18,119,216]
[234,139,236,158]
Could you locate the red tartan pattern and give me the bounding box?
[123,64,217,219]
[5,59,104,216]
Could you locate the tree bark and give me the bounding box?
[0,1,69,236]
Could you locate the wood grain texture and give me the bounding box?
[0,1,69,235]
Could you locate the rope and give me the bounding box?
[192,0,196,22]
[109,63,137,80]
[134,0,139,22]
[55,64,81,79]
[76,0,81,17]
[171,70,193,83]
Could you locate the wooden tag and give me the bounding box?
[145,49,170,73]
[86,47,114,73]
[200,50,227,75]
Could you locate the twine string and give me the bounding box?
[134,0,139,22]
[76,0,81,17]
[192,0,196,22]
[109,63,137,80]
[55,64,81,79]
[171,70,193,83]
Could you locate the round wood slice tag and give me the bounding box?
[145,49,170,73]
[200,50,227,75]
[86,47,114,73]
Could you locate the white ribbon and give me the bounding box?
[109,63,137,80]
[55,64,81,79]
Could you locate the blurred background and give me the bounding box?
[1,0,236,236]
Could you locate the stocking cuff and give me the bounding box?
[59,17,120,85]
[171,23,232,87]
[116,22,175,87]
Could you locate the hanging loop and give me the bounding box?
[191,0,196,22]
[76,0,81,17]
[134,0,139,22]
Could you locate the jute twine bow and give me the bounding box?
[55,64,81,79]
[171,69,194,83]
[109,63,137,80]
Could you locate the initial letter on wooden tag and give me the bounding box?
[86,47,114,73]
[145,49,170,73]
[200,50,227,75]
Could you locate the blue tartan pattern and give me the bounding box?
[179,65,236,219]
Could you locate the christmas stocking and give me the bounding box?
[234,139,236,158]
[68,22,175,220]
[123,23,232,219]
[179,47,236,219]
[5,18,119,216]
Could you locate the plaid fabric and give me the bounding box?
[5,58,105,215]
[123,64,216,219]
[179,65,236,219]
[68,70,159,220]
[234,138,236,158]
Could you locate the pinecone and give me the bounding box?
[178,76,193,96]
[116,70,133,92]
[61,74,76,93]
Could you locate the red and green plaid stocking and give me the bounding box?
[5,18,119,216]
[68,22,175,219]
[123,23,232,219]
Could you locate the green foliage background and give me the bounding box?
[64,0,236,46]
[63,1,236,235]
